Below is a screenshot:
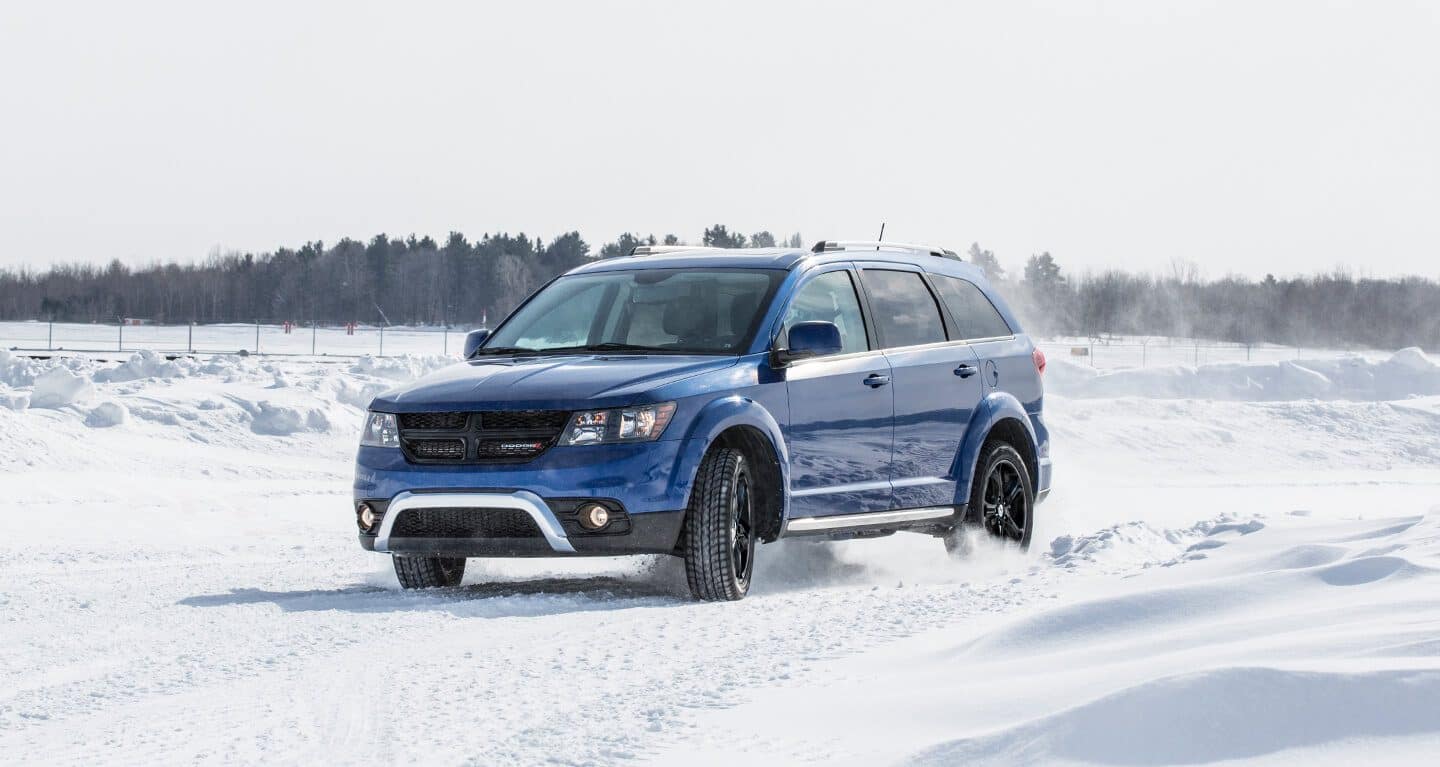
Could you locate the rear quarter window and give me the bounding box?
[933,275,1013,340]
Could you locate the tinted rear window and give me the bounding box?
[859,269,947,348]
[933,275,1012,339]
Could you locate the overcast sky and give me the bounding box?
[2,1,1436,278]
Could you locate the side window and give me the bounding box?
[934,275,1013,339]
[781,270,869,355]
[859,269,947,348]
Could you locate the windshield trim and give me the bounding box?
[480,267,786,357]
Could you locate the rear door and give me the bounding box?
[930,274,1033,403]
[856,266,982,510]
[779,267,895,518]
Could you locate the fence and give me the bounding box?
[2,321,1393,369]
[1035,339,1388,371]
[0,321,476,358]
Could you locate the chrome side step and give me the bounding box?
[783,506,955,534]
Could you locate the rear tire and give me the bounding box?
[393,555,466,589]
[682,447,756,601]
[945,441,1034,555]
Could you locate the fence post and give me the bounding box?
[188,322,193,353]
[1194,343,1200,366]
[48,320,53,350]
[1246,344,1252,362]
[312,323,317,356]
[1141,342,1147,368]
[255,322,261,354]
[1089,341,1095,368]
[379,326,385,357]
[118,321,123,351]
[443,329,448,356]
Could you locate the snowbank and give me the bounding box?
[1049,347,1440,401]
[29,366,94,409]
[85,401,129,427]
[94,350,187,383]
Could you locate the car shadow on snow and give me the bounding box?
[178,576,684,619]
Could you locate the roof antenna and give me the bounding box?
[876,222,885,251]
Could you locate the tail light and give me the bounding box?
[1032,347,1047,376]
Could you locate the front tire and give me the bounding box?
[682,447,756,601]
[946,441,1034,554]
[393,555,466,589]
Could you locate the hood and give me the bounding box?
[368,354,739,412]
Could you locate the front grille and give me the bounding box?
[405,438,466,460]
[397,409,570,464]
[479,410,570,431]
[391,507,542,539]
[399,412,468,431]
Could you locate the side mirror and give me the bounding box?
[772,321,842,366]
[463,328,491,359]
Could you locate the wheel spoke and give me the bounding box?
[1005,482,1023,505]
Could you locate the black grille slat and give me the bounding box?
[399,412,468,430]
[391,507,543,539]
[478,410,570,431]
[405,438,466,460]
[396,409,571,465]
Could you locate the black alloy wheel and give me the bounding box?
[945,441,1035,555]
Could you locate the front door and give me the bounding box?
[780,268,895,518]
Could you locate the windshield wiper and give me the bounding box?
[477,342,698,357]
[471,345,542,356]
[539,342,687,355]
[580,342,674,353]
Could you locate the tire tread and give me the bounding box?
[393,555,465,589]
[682,447,748,601]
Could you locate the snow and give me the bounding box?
[1,349,1438,764]
[27,366,94,409]
[1048,347,1440,401]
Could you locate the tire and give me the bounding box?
[393,555,466,589]
[682,447,756,601]
[946,441,1034,554]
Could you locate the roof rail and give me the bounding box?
[811,240,961,260]
[629,245,724,256]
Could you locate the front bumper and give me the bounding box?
[354,439,691,557]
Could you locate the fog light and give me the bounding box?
[358,503,377,532]
[578,503,610,530]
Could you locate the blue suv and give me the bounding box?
[354,241,1051,600]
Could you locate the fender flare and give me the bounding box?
[670,394,791,521]
[952,391,1038,506]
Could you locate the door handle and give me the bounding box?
[863,373,891,388]
[954,363,978,378]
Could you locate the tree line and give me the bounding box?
[0,228,1435,350]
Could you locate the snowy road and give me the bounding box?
[2,349,1438,764]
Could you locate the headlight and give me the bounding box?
[560,402,676,445]
[360,412,400,448]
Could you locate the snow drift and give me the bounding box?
[1048,347,1438,401]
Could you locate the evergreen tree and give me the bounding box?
[702,225,746,249]
[966,242,1005,282]
[749,231,777,248]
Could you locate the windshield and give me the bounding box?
[483,268,784,355]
